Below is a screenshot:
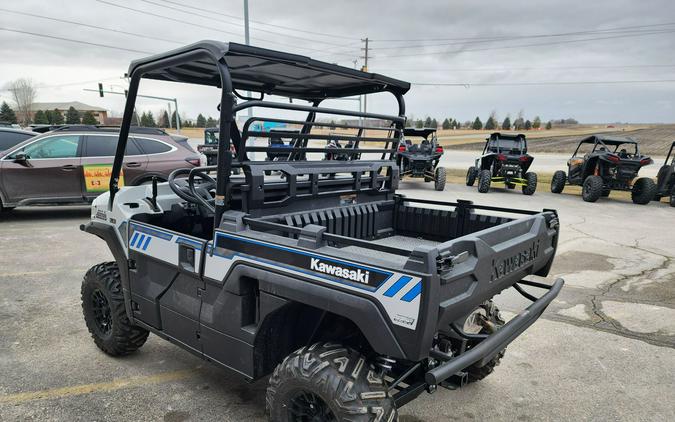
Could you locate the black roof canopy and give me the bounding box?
[128,41,410,101]
[580,135,638,146]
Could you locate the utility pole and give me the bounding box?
[360,37,370,116]
[243,0,255,159]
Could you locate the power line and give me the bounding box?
[157,0,359,42]
[137,0,350,47]
[0,27,152,54]
[0,7,182,45]
[376,64,675,72]
[411,79,675,87]
[369,21,675,42]
[373,29,675,59]
[96,0,356,56]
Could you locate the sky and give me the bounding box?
[1,0,674,124]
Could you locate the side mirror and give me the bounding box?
[13,152,28,163]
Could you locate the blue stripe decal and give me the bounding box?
[141,236,151,250]
[401,281,422,302]
[136,234,145,248]
[176,237,203,250]
[129,223,173,241]
[129,232,139,248]
[215,232,391,277]
[383,276,413,297]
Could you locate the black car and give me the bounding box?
[655,141,675,207]
[0,127,37,153]
[397,127,446,190]
[550,135,655,204]
[466,133,537,195]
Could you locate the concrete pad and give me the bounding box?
[601,301,675,336]
[557,304,591,321]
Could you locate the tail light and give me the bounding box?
[606,154,620,164]
[435,146,444,153]
[640,158,653,165]
[398,145,406,152]
[518,155,530,162]
[185,157,201,166]
[497,153,507,161]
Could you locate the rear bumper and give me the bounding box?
[425,278,564,385]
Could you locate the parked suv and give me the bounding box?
[0,127,37,153]
[0,126,199,210]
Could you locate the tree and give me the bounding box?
[6,78,37,125]
[159,110,170,128]
[131,110,140,126]
[33,110,48,124]
[66,106,80,124]
[196,113,206,128]
[532,116,541,129]
[513,110,525,130]
[430,118,438,129]
[524,119,532,130]
[501,115,511,130]
[0,101,18,124]
[484,110,497,130]
[442,118,451,130]
[545,121,553,130]
[146,111,156,127]
[453,119,461,129]
[415,119,424,128]
[472,116,483,130]
[205,116,216,127]
[52,109,64,124]
[170,110,180,129]
[81,111,98,125]
[423,116,432,128]
[45,110,53,124]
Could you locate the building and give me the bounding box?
[30,101,108,124]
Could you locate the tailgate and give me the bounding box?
[433,211,559,329]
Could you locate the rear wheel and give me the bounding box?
[477,170,491,193]
[522,172,537,195]
[435,167,447,191]
[631,177,657,205]
[463,301,506,383]
[582,175,603,202]
[466,166,477,186]
[267,343,396,422]
[550,170,566,194]
[601,188,611,197]
[81,262,149,356]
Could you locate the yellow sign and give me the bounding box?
[83,164,124,193]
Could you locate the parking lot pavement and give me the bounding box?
[1,185,674,421]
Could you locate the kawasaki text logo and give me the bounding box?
[491,241,540,282]
[310,258,370,284]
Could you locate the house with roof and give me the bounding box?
[30,101,108,124]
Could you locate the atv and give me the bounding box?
[197,127,239,173]
[79,41,563,421]
[397,127,446,191]
[654,141,675,207]
[466,133,537,195]
[550,135,656,204]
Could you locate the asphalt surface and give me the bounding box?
[1,180,674,421]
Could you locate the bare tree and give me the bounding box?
[6,78,37,125]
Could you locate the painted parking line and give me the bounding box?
[0,368,198,405]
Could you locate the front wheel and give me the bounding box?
[81,262,149,356]
[466,166,477,186]
[435,167,447,191]
[477,169,492,193]
[522,172,537,195]
[550,170,566,194]
[582,175,603,202]
[631,177,657,205]
[267,343,396,422]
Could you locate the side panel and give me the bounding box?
[127,222,206,353]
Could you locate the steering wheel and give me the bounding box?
[168,168,216,212]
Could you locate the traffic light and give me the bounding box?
[98,83,104,97]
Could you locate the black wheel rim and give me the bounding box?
[91,289,112,336]
[287,390,336,422]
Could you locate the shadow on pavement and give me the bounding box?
[1,206,91,221]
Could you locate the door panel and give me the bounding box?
[0,135,82,203]
[81,135,148,198]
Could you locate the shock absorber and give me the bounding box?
[375,355,396,376]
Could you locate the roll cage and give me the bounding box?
[665,141,675,166]
[572,136,640,157]
[108,40,410,224]
[482,133,527,155]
